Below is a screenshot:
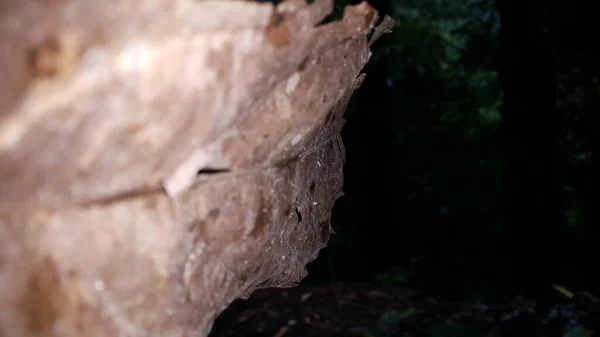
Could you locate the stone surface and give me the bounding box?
[0,0,393,336]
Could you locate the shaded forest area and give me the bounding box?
[305,0,597,303]
[211,0,598,336]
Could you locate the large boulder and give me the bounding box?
[0,0,393,336]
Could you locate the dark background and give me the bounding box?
[301,0,598,305]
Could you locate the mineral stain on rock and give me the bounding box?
[189,219,208,244]
[26,34,81,79]
[20,257,70,336]
[208,208,221,219]
[249,194,272,238]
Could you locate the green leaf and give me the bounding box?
[553,284,574,299]
[395,307,422,321]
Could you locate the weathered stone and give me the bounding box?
[0,1,392,336]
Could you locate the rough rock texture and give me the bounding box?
[0,0,393,336]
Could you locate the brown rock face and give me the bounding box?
[0,0,393,336]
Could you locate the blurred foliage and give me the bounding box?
[564,328,592,337]
[375,255,422,286]
[312,0,508,299]
[307,0,596,306]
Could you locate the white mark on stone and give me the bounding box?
[94,279,105,292]
[285,72,301,94]
[117,42,150,73]
[163,148,213,197]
